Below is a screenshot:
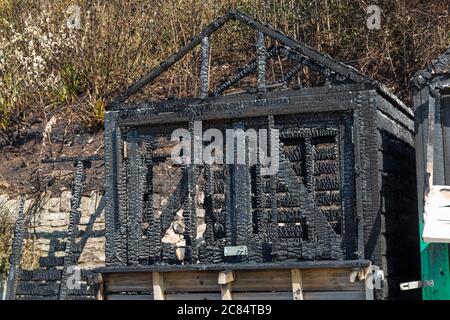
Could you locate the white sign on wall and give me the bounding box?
[423,185,450,243]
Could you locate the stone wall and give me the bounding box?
[1,190,106,270]
[33,190,105,269]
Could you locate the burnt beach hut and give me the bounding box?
[95,11,419,300]
[411,47,450,300]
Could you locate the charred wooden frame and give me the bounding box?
[102,11,418,300]
[411,47,450,300]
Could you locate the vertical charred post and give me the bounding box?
[59,160,85,300]
[5,195,26,300]
[200,37,210,99]
[257,31,267,93]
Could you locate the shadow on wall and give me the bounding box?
[7,192,106,300]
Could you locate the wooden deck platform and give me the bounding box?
[94,260,373,300]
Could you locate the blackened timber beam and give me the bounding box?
[340,114,358,258]
[256,31,267,93]
[200,37,210,99]
[268,116,278,253]
[142,141,157,261]
[184,122,198,262]
[112,13,232,104]
[441,96,450,184]
[127,128,142,265]
[116,127,129,265]
[118,88,358,127]
[203,164,215,244]
[95,259,372,273]
[41,155,103,164]
[353,101,365,259]
[104,113,119,266]
[213,45,278,96]
[232,11,369,84]
[278,62,303,85]
[232,122,252,257]
[111,10,375,105]
[5,196,26,300]
[59,160,85,300]
[114,82,366,112]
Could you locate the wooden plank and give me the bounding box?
[303,268,365,292]
[221,283,233,300]
[218,270,235,285]
[232,292,292,300]
[304,291,365,300]
[107,294,152,300]
[231,268,363,292]
[219,270,234,300]
[230,290,365,300]
[152,272,165,300]
[165,271,220,292]
[291,269,304,300]
[232,270,291,292]
[105,273,153,292]
[365,284,374,300]
[93,274,104,300]
[165,293,222,300]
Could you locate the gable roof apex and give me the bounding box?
[111,10,410,117]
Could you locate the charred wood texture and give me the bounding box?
[5,196,26,300]
[59,160,85,300]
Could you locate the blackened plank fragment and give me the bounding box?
[142,141,156,261]
[20,269,62,282]
[104,112,118,266]
[213,46,278,96]
[304,137,314,194]
[114,12,232,103]
[441,96,450,184]
[268,116,278,258]
[200,37,210,99]
[127,128,142,265]
[183,122,198,262]
[204,165,215,244]
[59,160,85,300]
[116,127,129,265]
[39,256,65,268]
[257,31,267,92]
[353,101,365,259]
[5,195,26,300]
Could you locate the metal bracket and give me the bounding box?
[400,280,434,291]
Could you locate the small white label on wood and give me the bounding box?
[224,245,248,256]
[423,186,450,243]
